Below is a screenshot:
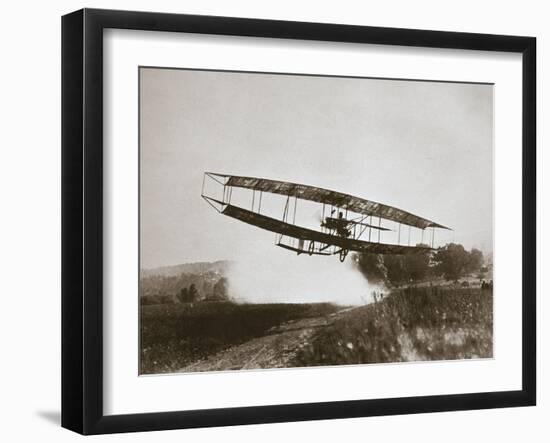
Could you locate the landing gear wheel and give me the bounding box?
[308,241,315,256]
[339,249,348,262]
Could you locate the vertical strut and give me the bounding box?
[258,191,263,213]
[397,223,401,245]
[368,215,372,242]
[282,195,290,221]
[293,196,298,224]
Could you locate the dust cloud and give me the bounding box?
[226,242,382,306]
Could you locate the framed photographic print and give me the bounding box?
[61,8,536,435]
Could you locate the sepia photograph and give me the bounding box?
[139,67,494,375]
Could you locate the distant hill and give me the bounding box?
[139,260,233,304]
[141,260,232,279]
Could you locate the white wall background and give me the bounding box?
[0,0,546,441]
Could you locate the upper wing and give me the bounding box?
[209,172,449,230]
[222,204,431,254]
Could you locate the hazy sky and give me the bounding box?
[140,67,493,302]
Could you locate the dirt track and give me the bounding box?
[180,308,355,372]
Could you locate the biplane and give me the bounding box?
[201,172,450,262]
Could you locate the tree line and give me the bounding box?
[140,276,229,305]
[176,277,229,303]
[356,243,489,287]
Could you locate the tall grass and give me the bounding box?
[292,286,493,366]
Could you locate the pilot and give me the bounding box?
[335,212,351,237]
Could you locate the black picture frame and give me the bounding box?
[62,8,536,435]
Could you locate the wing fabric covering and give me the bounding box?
[222,204,430,254]
[224,174,448,230]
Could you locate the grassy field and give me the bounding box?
[292,286,493,367]
[140,301,340,374]
[141,286,493,374]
